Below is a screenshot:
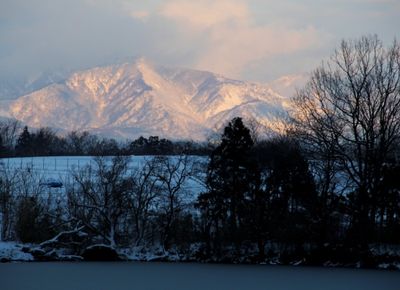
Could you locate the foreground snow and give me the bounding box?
[0,242,33,262]
[1,241,400,271]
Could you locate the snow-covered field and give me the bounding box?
[1,262,399,290]
[0,155,206,196]
[0,155,206,246]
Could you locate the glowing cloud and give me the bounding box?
[130,10,150,21]
[158,0,326,78]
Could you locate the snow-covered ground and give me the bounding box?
[0,155,207,253]
[0,155,207,197]
[0,242,33,262]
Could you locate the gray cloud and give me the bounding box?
[0,0,399,85]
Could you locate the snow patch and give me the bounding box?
[0,242,34,262]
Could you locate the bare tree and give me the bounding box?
[65,131,98,155]
[67,156,131,247]
[0,164,18,240]
[0,165,60,243]
[154,155,195,250]
[128,157,161,246]
[0,119,20,154]
[292,35,400,245]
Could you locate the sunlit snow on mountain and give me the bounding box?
[1,59,291,140]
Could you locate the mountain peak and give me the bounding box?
[3,62,290,140]
[134,57,153,68]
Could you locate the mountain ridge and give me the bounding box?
[1,60,290,140]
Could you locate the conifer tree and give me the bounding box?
[15,126,32,156]
[197,117,259,253]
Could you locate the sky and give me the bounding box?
[0,0,399,83]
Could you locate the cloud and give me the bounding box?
[197,26,323,78]
[130,10,150,21]
[0,0,398,88]
[0,0,169,79]
[157,0,326,78]
[348,0,397,3]
[160,0,249,29]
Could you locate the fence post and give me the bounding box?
[0,212,2,241]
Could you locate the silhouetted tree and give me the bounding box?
[0,167,17,241]
[0,135,6,157]
[66,131,98,155]
[0,119,20,156]
[128,136,174,155]
[377,159,400,243]
[15,196,55,243]
[155,155,195,250]
[32,127,57,156]
[92,138,120,156]
[67,156,132,247]
[197,117,259,255]
[127,157,161,246]
[15,126,33,156]
[256,137,317,256]
[292,35,400,248]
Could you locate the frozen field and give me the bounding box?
[1,262,399,290]
[0,155,197,176]
[0,155,206,196]
[0,156,148,181]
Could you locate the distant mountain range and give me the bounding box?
[0,59,294,140]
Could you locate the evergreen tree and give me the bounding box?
[0,135,6,157]
[32,127,57,156]
[258,138,317,248]
[197,117,259,254]
[378,160,400,243]
[15,126,32,156]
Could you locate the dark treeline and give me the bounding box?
[1,117,399,266]
[198,117,400,266]
[0,35,400,266]
[0,123,210,157]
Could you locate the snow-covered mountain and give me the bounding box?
[0,70,69,100]
[1,59,291,140]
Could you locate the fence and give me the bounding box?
[0,156,206,194]
[0,156,149,175]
